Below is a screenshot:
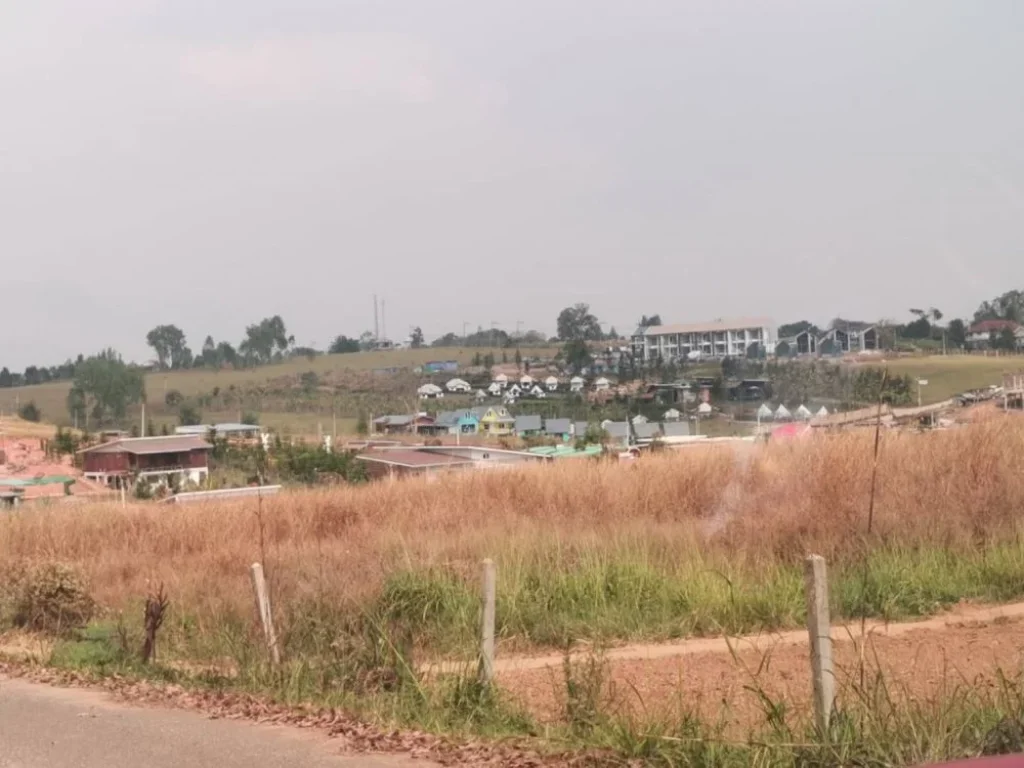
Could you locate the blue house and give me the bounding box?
[436,410,480,435]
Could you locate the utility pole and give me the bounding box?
[381,299,387,343]
[462,321,469,345]
[373,294,379,342]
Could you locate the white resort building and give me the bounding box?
[631,318,777,362]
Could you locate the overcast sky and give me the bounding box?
[2,1,1022,368]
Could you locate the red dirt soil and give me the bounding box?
[0,438,109,499]
[495,602,1024,732]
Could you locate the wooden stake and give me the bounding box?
[249,562,281,665]
[479,558,496,684]
[805,554,835,733]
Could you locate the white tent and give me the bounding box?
[663,408,682,421]
[417,383,443,398]
[545,375,560,391]
[816,406,829,417]
[795,404,813,420]
[774,404,792,420]
[756,403,774,421]
[520,374,535,386]
[594,377,611,390]
[487,382,502,396]
[507,383,523,397]
[445,378,471,393]
[530,385,547,398]
[631,414,649,424]
[697,402,713,415]
[570,376,585,392]
[493,373,508,387]
[475,389,488,401]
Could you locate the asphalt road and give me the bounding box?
[0,677,429,768]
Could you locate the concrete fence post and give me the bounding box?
[249,562,281,665]
[479,558,496,685]
[804,554,835,733]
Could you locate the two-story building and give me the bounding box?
[631,318,777,362]
[78,435,212,488]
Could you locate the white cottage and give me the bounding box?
[594,377,611,391]
[417,383,444,399]
[545,375,560,392]
[445,378,471,393]
[570,376,585,393]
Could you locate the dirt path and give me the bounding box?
[492,600,1024,729]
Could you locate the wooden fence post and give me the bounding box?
[249,562,281,665]
[479,558,496,685]
[805,554,835,733]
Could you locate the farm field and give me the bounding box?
[3,417,1024,764]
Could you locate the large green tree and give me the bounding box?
[66,350,146,427]
[328,335,360,354]
[974,290,1024,323]
[557,303,602,341]
[146,324,191,369]
[239,315,293,365]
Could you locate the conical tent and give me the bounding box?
[795,404,813,420]
[816,406,829,417]
[697,402,712,414]
[774,404,792,420]
[756,404,773,420]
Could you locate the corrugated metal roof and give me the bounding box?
[544,418,572,434]
[641,318,775,336]
[79,435,212,455]
[515,414,543,432]
[358,450,473,468]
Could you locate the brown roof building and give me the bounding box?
[79,435,212,489]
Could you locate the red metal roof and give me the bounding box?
[78,436,212,455]
[970,319,1020,334]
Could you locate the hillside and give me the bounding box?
[0,346,559,434]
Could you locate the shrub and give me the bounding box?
[164,389,184,407]
[178,404,202,426]
[12,563,95,633]
[17,401,41,422]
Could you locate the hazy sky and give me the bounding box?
[3,1,1022,368]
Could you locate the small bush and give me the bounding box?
[12,563,95,633]
[17,401,41,422]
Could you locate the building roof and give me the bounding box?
[639,318,775,336]
[79,435,212,455]
[515,414,543,432]
[375,414,412,426]
[175,423,259,436]
[357,450,473,469]
[662,421,691,437]
[544,418,572,435]
[603,421,629,439]
[970,319,1020,334]
[634,422,662,440]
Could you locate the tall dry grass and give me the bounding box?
[2,419,1023,650]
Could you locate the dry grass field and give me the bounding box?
[4,417,1024,764]
[3,417,1024,651]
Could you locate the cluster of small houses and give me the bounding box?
[373,401,833,443]
[416,373,611,403]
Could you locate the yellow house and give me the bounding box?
[472,406,515,436]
